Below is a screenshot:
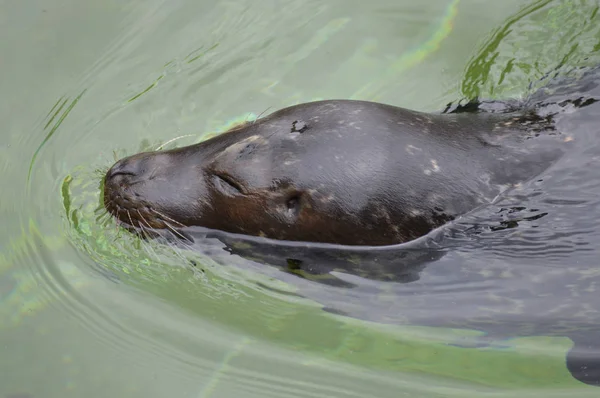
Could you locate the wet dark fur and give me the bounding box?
[104,100,568,246]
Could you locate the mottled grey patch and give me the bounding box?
[422,159,441,175]
[283,158,299,166]
[405,144,422,155]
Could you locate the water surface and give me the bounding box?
[2,0,600,397]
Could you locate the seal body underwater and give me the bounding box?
[103,99,567,246]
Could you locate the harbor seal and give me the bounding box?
[103,99,567,246]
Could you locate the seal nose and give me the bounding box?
[106,157,141,179]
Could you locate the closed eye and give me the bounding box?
[212,173,245,196]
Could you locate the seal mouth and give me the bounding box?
[103,185,192,240]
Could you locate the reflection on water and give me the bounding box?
[3,0,600,397]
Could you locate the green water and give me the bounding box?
[2,0,600,397]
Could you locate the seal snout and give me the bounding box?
[104,154,155,193]
[106,156,143,180]
[103,154,158,230]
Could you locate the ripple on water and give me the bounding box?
[17,0,600,393]
[448,146,600,264]
[54,68,600,394]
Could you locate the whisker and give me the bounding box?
[253,107,272,124]
[98,215,112,228]
[136,225,161,262]
[136,210,154,230]
[126,210,136,228]
[112,221,124,241]
[101,200,124,234]
[149,208,187,228]
[158,220,197,264]
[114,216,122,234]
[96,207,109,218]
[155,134,196,151]
[243,111,255,126]
[161,219,189,241]
[160,228,192,263]
[136,219,153,241]
[95,208,112,224]
[125,210,155,248]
